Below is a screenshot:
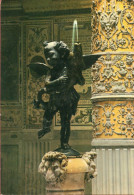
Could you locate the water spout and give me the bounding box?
[72,19,78,51]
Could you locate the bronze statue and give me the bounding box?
[28,41,100,150]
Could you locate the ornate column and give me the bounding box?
[91,0,134,194]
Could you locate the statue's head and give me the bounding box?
[38,151,68,186]
[43,41,70,68]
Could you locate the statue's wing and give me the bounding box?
[82,54,101,70]
[27,62,50,78]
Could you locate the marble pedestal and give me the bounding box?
[39,151,97,195]
[46,158,87,195]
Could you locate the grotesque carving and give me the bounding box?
[82,151,97,182]
[91,0,134,52]
[100,12,119,39]
[38,151,68,186]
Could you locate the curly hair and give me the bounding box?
[43,41,70,60]
[38,151,68,185]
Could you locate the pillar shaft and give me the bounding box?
[91,0,134,194]
[91,0,134,138]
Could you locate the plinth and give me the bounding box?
[46,158,88,195]
[38,151,97,195]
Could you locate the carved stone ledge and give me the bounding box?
[91,52,134,55]
[91,94,134,102]
[92,138,134,147]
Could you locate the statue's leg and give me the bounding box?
[64,119,71,145]
[60,116,66,148]
[38,108,57,139]
[64,113,72,146]
[60,110,72,148]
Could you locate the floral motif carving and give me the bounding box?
[117,104,134,137]
[92,54,134,94]
[116,32,130,49]
[91,0,134,52]
[112,82,126,93]
[92,102,134,138]
[100,12,119,39]
[120,7,134,40]
[126,55,133,65]
[91,34,102,51]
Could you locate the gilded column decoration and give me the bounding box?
[91,54,134,95]
[92,101,134,138]
[91,0,134,139]
[91,0,134,53]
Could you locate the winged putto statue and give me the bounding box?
[28,41,100,150]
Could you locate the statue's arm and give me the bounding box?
[45,76,68,90]
[45,75,68,90]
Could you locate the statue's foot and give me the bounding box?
[38,129,51,139]
[61,143,71,149]
[55,145,81,157]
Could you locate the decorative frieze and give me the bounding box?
[91,0,134,53]
[91,54,134,95]
[92,101,134,138]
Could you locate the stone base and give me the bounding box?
[54,147,81,157]
[46,158,88,195]
[46,190,84,195]
[39,151,97,195]
[46,173,85,195]
[92,139,134,195]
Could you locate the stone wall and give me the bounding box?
[1,1,93,194]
